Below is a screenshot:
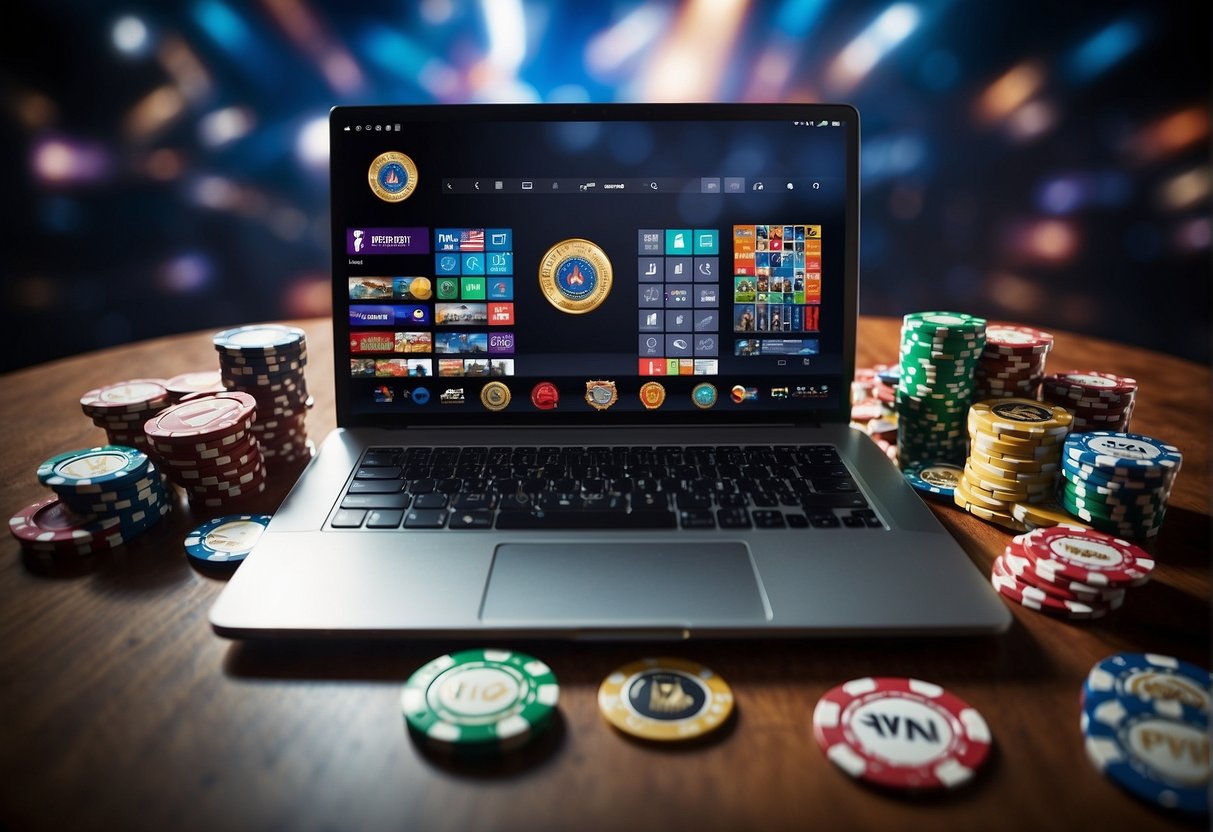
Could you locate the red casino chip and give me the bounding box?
[990,554,1118,619]
[983,323,1054,354]
[80,379,171,415]
[812,677,993,790]
[1017,525,1154,587]
[8,496,126,552]
[144,392,257,444]
[999,544,1127,604]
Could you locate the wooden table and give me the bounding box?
[1,317,1208,832]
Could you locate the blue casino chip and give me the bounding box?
[902,461,962,500]
[1082,693,1209,815]
[877,365,901,386]
[1063,432,1182,476]
[184,514,271,566]
[37,446,151,492]
[1083,652,1211,721]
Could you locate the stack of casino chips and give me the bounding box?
[8,445,171,560]
[144,391,267,509]
[974,323,1054,400]
[956,398,1072,532]
[990,525,1153,620]
[1081,652,1211,816]
[850,364,899,462]
[1058,431,1180,539]
[80,379,172,455]
[1041,371,1137,433]
[896,312,986,467]
[163,370,225,403]
[212,324,314,469]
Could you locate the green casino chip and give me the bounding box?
[402,649,559,753]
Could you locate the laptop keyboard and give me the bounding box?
[328,444,883,531]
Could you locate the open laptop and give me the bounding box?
[210,103,1010,639]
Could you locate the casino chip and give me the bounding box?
[896,312,986,468]
[813,677,992,790]
[990,554,1119,619]
[1081,652,1211,815]
[954,398,1071,532]
[13,446,173,559]
[1083,653,1212,716]
[212,324,314,471]
[164,370,224,402]
[975,323,1054,401]
[184,514,271,566]
[402,649,559,754]
[145,392,268,509]
[903,461,962,500]
[598,657,734,742]
[1018,524,1154,587]
[1042,372,1137,434]
[79,379,171,454]
[989,525,1153,619]
[1058,432,1181,539]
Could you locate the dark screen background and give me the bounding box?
[333,107,854,425]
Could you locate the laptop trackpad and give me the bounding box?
[480,542,770,624]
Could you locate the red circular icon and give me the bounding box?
[531,382,559,410]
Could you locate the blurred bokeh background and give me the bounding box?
[2,0,1209,373]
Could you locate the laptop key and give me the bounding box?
[497,494,534,511]
[865,517,884,528]
[413,493,449,510]
[810,514,841,528]
[436,478,462,494]
[801,493,868,510]
[752,510,785,528]
[347,480,405,495]
[366,510,405,529]
[453,493,497,510]
[355,466,402,480]
[404,509,447,529]
[538,493,584,510]
[361,450,401,467]
[630,492,668,510]
[676,493,712,510]
[340,493,411,510]
[786,513,809,528]
[812,478,857,493]
[581,494,626,511]
[717,508,752,529]
[331,509,367,528]
[680,510,716,529]
[449,510,494,529]
[717,493,748,508]
[842,516,866,528]
[496,510,676,530]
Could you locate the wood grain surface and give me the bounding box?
[0,317,1208,832]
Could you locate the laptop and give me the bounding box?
[210,103,1010,639]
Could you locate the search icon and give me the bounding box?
[649,181,658,190]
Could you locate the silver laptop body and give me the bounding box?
[210,103,1010,639]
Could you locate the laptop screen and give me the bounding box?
[331,104,858,427]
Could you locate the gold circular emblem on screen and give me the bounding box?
[480,381,511,412]
[537,238,613,314]
[368,151,418,203]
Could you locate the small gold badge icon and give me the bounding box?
[368,151,418,202]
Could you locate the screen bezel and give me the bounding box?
[330,102,859,428]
